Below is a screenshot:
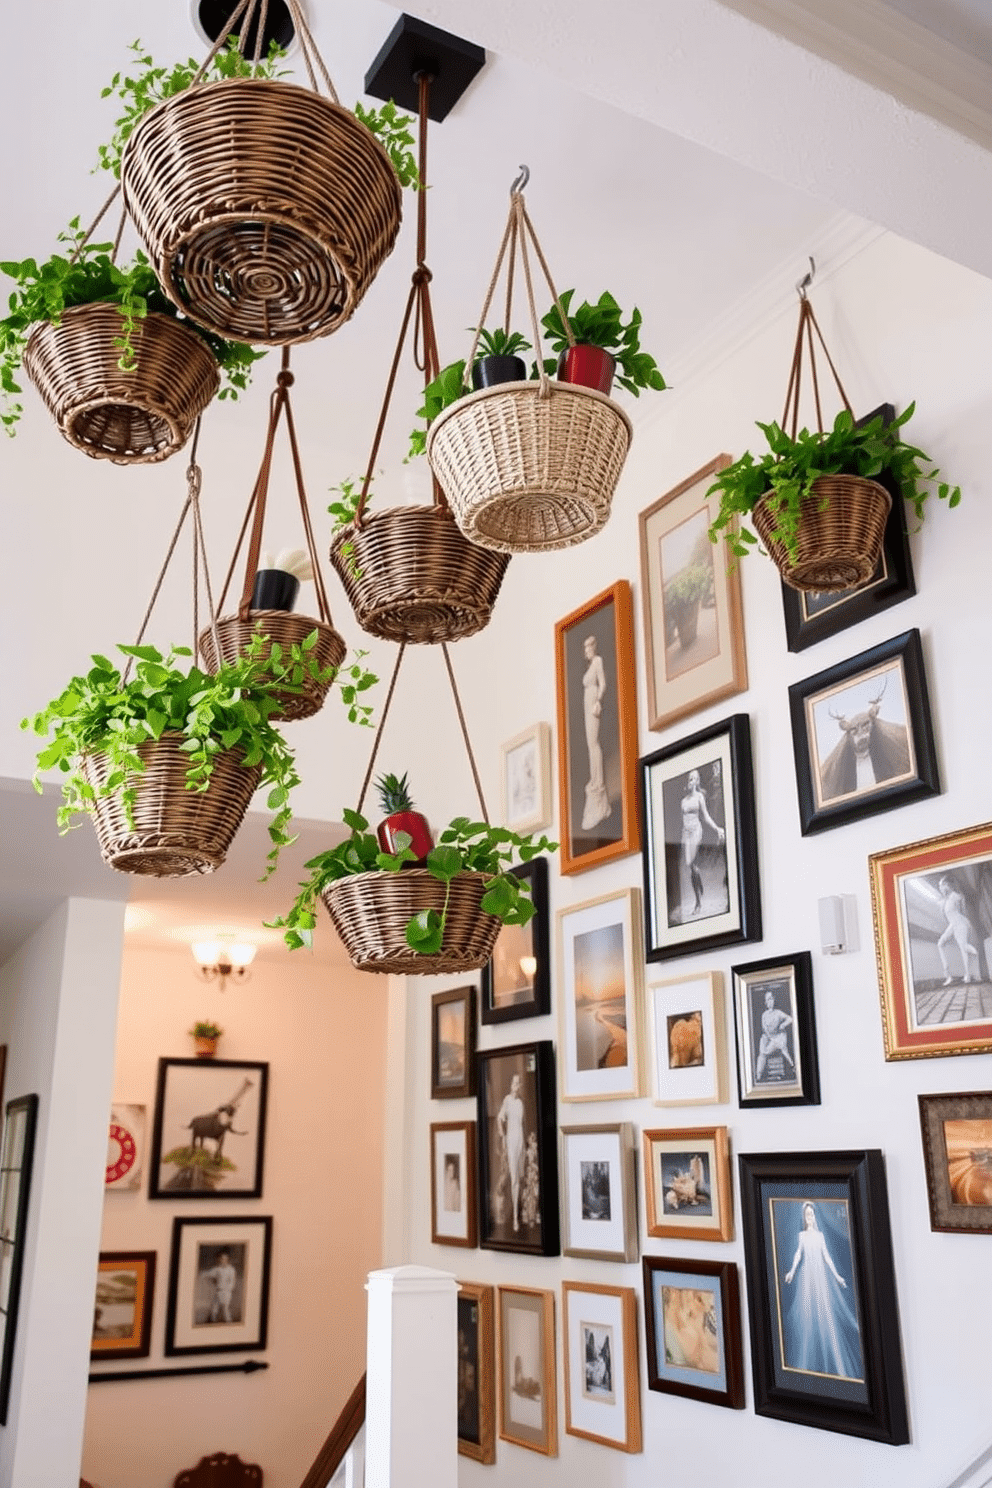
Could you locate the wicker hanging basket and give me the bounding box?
[752,477,892,593]
[198,612,346,721]
[21,305,219,463]
[321,869,500,975]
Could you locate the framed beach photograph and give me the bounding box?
[457,1280,496,1464]
[738,1149,909,1444]
[149,1057,268,1200]
[430,1122,477,1248]
[481,857,550,1026]
[477,1042,559,1256]
[562,1282,642,1453]
[165,1215,272,1357]
[105,1103,146,1192]
[648,970,727,1106]
[497,1285,557,1456]
[557,888,644,1102]
[643,1125,733,1242]
[431,986,477,1100]
[91,1251,156,1361]
[555,580,640,875]
[731,952,820,1108]
[918,1091,992,1234]
[560,1123,638,1263]
[0,1094,38,1424]
[788,628,939,835]
[501,722,553,834]
[642,1255,745,1410]
[869,820,992,1060]
[640,714,761,962]
[639,454,748,732]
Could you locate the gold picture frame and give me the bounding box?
[643,1125,734,1242]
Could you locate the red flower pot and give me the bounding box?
[377,811,434,863]
[557,345,616,395]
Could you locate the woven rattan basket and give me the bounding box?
[752,474,892,592]
[83,735,261,877]
[198,612,347,721]
[427,381,633,553]
[121,78,402,346]
[330,506,510,643]
[321,868,500,975]
[22,305,219,463]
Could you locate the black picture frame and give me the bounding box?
[731,951,820,1108]
[781,405,917,653]
[431,986,477,1100]
[476,1041,560,1256]
[480,857,551,1025]
[165,1215,272,1356]
[639,713,761,962]
[642,1255,745,1410]
[0,1094,38,1424]
[788,628,939,836]
[149,1058,268,1201]
[738,1150,909,1445]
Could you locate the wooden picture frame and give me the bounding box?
[501,722,553,834]
[642,1255,745,1410]
[165,1215,272,1356]
[481,858,551,1026]
[639,454,747,731]
[869,820,992,1060]
[788,628,939,835]
[91,1251,157,1361]
[430,1121,477,1248]
[731,951,820,1108]
[457,1280,496,1463]
[560,1123,638,1263]
[556,888,644,1102]
[497,1285,557,1456]
[643,1125,733,1242]
[431,986,477,1100]
[149,1057,268,1201]
[477,1042,559,1256]
[640,713,761,961]
[0,1093,38,1424]
[738,1149,909,1444]
[918,1091,992,1234]
[555,580,640,875]
[647,969,727,1106]
[562,1282,641,1453]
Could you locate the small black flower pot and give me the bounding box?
[471,354,527,390]
[251,569,299,611]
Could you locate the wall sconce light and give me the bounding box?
[191,939,257,987]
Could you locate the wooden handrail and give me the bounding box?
[298,1373,366,1488]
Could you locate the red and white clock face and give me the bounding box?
[106,1122,137,1185]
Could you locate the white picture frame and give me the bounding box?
[561,1123,638,1263]
[557,889,644,1102]
[501,723,553,834]
[648,971,727,1106]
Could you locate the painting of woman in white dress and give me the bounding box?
[772,1199,864,1382]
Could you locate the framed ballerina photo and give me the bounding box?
[731,952,820,1109]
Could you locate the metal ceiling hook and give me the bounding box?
[510,164,530,195]
[797,255,816,299]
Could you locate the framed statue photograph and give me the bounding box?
[430,1121,477,1248]
[561,1282,642,1453]
[560,1123,638,1263]
[918,1091,992,1234]
[430,985,476,1100]
[480,857,551,1026]
[476,1042,559,1256]
[500,722,553,834]
[554,580,640,875]
[642,1255,745,1410]
[731,951,820,1108]
[647,969,727,1106]
[149,1057,268,1200]
[556,888,644,1102]
[457,1280,496,1463]
[165,1215,272,1357]
[643,1125,734,1242]
[91,1251,156,1361]
[0,1094,38,1424]
[497,1285,557,1456]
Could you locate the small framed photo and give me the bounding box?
[638,454,748,732]
[497,1285,557,1456]
[477,1042,559,1256]
[788,628,939,835]
[560,1123,638,1263]
[918,1091,992,1234]
[643,1125,733,1242]
[480,857,550,1026]
[869,820,992,1060]
[738,1149,909,1444]
[91,1251,157,1361]
[165,1215,272,1356]
[640,713,761,961]
[642,1255,745,1410]
[430,1122,477,1248]
[562,1282,642,1453]
[731,952,820,1108]
[105,1103,147,1191]
[457,1280,496,1464]
[554,580,640,876]
[501,722,553,833]
[0,1094,38,1424]
[648,970,727,1106]
[431,986,477,1100]
[557,888,644,1102]
[149,1057,268,1201]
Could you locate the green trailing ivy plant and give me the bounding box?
[407,360,466,458]
[540,290,667,396]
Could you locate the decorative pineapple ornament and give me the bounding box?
[375,772,434,862]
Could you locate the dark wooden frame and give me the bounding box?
[731,951,821,1108]
[642,1255,745,1410]
[430,986,477,1099]
[0,1093,38,1424]
[165,1214,272,1357]
[149,1057,269,1201]
[738,1149,909,1444]
[481,857,551,1025]
[477,1041,560,1256]
[788,628,939,836]
[91,1250,157,1361]
[457,1280,496,1463]
[918,1091,992,1234]
[430,1121,478,1248]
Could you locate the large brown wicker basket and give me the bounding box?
[427,381,633,552]
[752,474,892,592]
[22,305,219,463]
[83,734,261,877]
[198,612,347,722]
[321,868,500,975]
[120,78,402,346]
[330,506,510,643]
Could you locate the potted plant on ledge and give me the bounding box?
[189,1020,223,1058]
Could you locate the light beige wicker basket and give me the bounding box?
[120,78,402,346]
[22,305,219,463]
[752,474,892,592]
[198,612,347,722]
[426,381,633,553]
[321,868,500,975]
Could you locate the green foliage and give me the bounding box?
[190,1020,223,1039]
[353,99,421,190]
[407,360,467,458]
[665,561,711,607]
[540,290,667,397]
[474,327,531,359]
[327,476,366,534]
[706,404,962,563]
[162,1146,236,1174]
[376,771,415,814]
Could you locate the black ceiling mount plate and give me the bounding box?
[364,14,486,122]
[197,0,296,55]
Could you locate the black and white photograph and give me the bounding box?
[498,1285,557,1455]
[561,1124,638,1262]
[580,1161,611,1221]
[481,858,550,1025]
[149,1057,268,1200]
[477,1043,559,1256]
[581,1322,615,1403]
[732,952,820,1108]
[660,758,729,927]
[501,723,553,834]
[165,1215,272,1356]
[562,1283,641,1452]
[430,1122,477,1248]
[193,1242,245,1327]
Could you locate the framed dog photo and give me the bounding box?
[557,888,644,1102]
[648,970,727,1106]
[430,1122,477,1248]
[918,1091,992,1235]
[477,1042,560,1256]
[642,1255,745,1410]
[562,1282,642,1453]
[501,722,553,834]
[149,1057,268,1201]
[457,1280,496,1463]
[91,1251,156,1361]
[165,1215,272,1357]
[498,1285,557,1456]
[560,1123,638,1263]
[480,857,551,1026]
[430,985,476,1100]
[643,1125,733,1242]
[731,952,820,1108]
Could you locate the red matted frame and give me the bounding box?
[869,821,992,1060]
